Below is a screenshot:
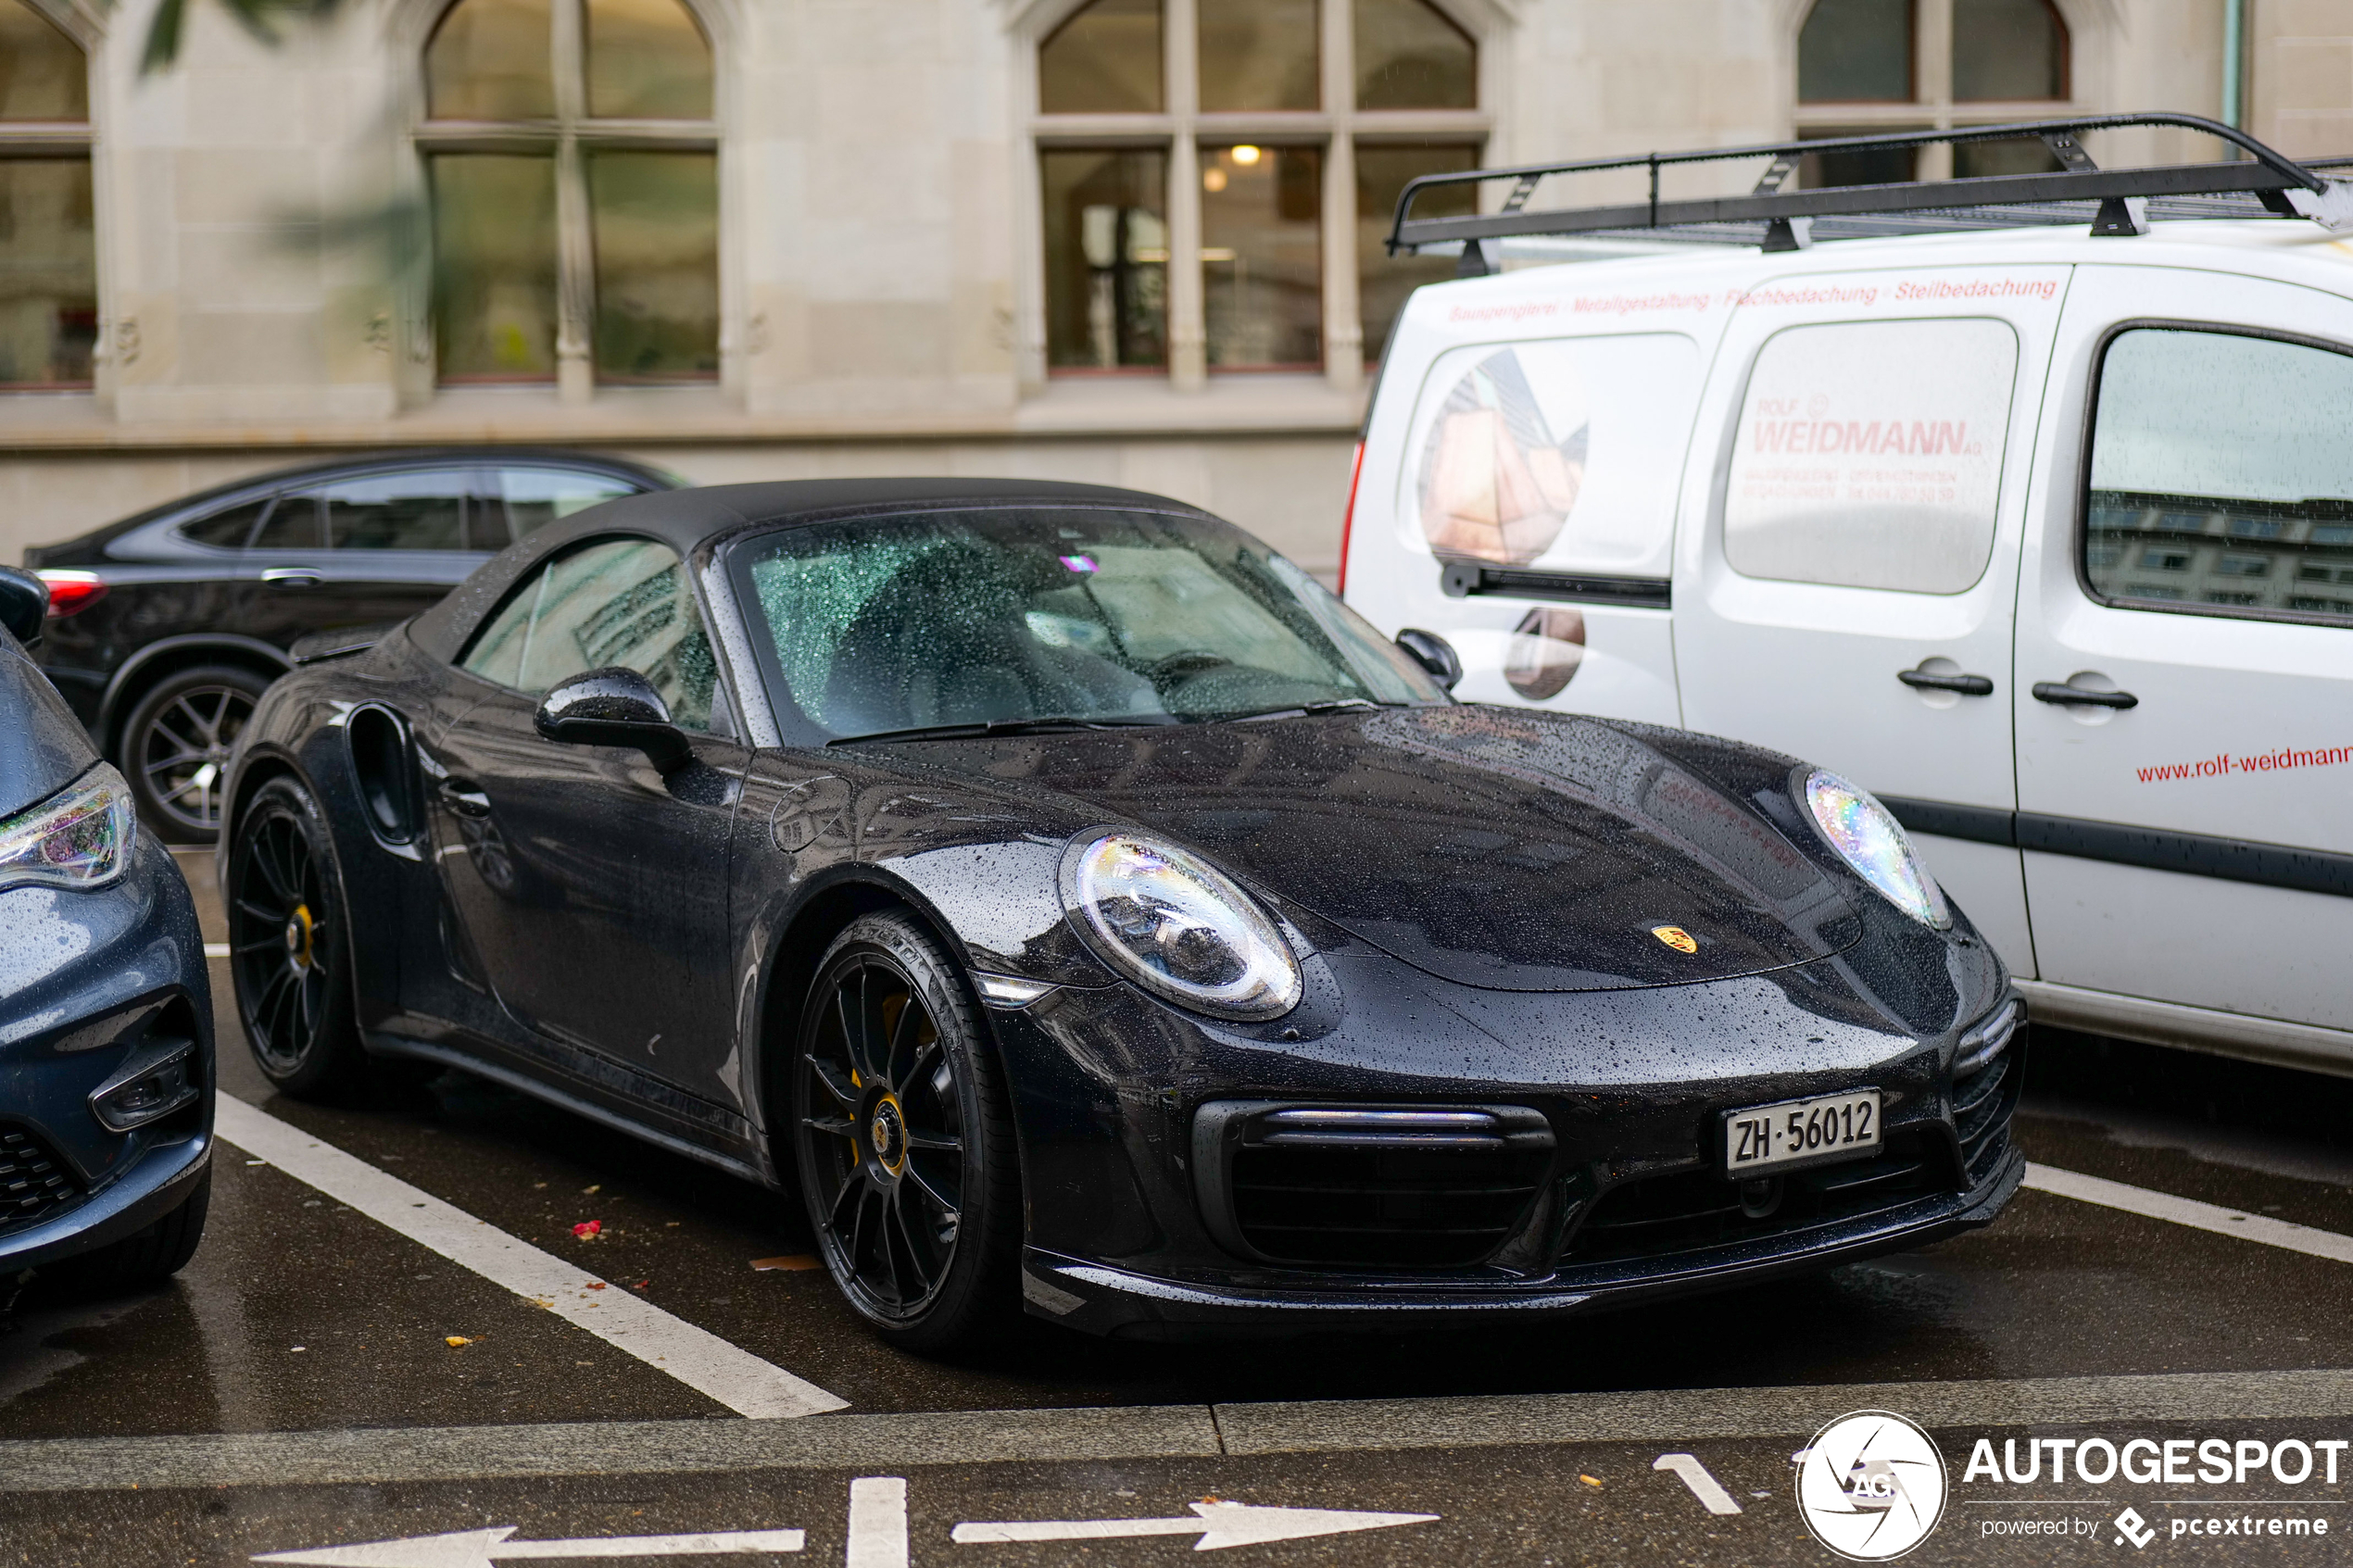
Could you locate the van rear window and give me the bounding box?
[1723,318,2018,595]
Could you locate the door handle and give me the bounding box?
[1897,669,1994,696]
[260,567,323,587]
[437,780,492,818]
[2032,682,2139,709]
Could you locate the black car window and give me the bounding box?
[459,536,720,730]
[733,507,1446,742]
[249,494,322,550]
[497,467,642,544]
[178,497,274,549]
[309,469,473,552]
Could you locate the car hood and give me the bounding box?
[0,634,99,822]
[916,705,1861,993]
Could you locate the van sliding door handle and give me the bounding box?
[2032,682,2139,709]
[1897,670,1994,696]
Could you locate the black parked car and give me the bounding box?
[219,480,2022,1348]
[0,569,214,1297]
[25,450,678,843]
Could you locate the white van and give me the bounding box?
[1343,118,2353,1075]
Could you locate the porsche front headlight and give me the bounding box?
[0,765,136,893]
[1059,831,1302,1020]
[1804,770,1950,929]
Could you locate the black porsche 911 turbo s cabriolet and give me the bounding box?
[217,478,2023,1348]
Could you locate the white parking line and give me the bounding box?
[2024,1162,2353,1266]
[213,1096,848,1420]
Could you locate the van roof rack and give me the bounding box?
[1390,114,2353,273]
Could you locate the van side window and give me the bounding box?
[1724,318,2018,594]
[1404,334,1698,577]
[2084,326,2353,627]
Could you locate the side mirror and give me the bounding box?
[1395,628,1463,692]
[0,566,47,649]
[535,667,691,771]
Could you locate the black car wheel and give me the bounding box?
[793,913,1017,1349]
[229,776,368,1099]
[122,665,273,844]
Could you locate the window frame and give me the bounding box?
[2074,318,2353,633]
[410,0,728,403]
[1023,0,1492,394]
[0,0,98,394]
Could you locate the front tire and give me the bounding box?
[229,776,368,1100]
[120,664,273,844]
[792,913,1018,1351]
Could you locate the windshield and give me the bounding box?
[733,507,1446,744]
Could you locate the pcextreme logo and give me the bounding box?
[1795,1411,1948,1561]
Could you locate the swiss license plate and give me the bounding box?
[1723,1089,1881,1175]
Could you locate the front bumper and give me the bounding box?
[986,931,2020,1337]
[0,833,216,1273]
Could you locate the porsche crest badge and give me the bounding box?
[1651,924,1699,954]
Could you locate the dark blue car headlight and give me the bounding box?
[1804,769,1951,929]
[1059,831,1302,1021]
[0,764,135,894]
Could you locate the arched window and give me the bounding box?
[421,0,718,392]
[1794,0,2072,187]
[0,0,94,389]
[1036,0,1484,384]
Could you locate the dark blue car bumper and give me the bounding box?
[0,832,215,1274]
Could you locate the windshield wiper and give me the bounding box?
[828,715,1182,746]
[1229,697,1388,722]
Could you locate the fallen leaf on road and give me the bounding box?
[1579,1475,1602,1488]
[445,1336,472,1348]
[585,1282,607,1291]
[750,1255,822,1272]
[573,1220,602,1238]
[582,1184,602,1195]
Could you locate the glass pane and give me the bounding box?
[1799,130,1917,189]
[1202,144,1321,370]
[2086,329,2353,625]
[1954,0,2065,100]
[425,0,554,119]
[1039,0,1162,114]
[1354,0,1473,110]
[1797,0,1912,102]
[1199,0,1316,111]
[0,0,85,121]
[1725,319,2020,594]
[179,498,273,550]
[1041,147,1167,371]
[588,150,719,381]
[0,157,93,386]
[1355,142,1476,365]
[499,467,640,542]
[736,508,1439,742]
[429,154,559,382]
[494,538,718,727]
[316,470,472,552]
[1953,137,2061,178]
[251,495,322,551]
[586,0,711,118]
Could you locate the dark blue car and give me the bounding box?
[0,567,212,1297]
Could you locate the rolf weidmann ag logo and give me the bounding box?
[1796,1411,1950,1561]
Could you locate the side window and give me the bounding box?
[1402,333,1699,577]
[250,494,322,550]
[1724,318,2019,594]
[2085,327,2353,626]
[497,467,640,543]
[178,497,274,549]
[458,536,721,730]
[312,470,474,552]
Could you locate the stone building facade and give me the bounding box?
[0,0,2346,572]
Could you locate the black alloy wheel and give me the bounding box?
[793,913,1017,1349]
[229,776,368,1099]
[122,665,273,844]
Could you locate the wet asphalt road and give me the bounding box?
[4,850,2353,1565]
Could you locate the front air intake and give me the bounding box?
[0,1126,83,1235]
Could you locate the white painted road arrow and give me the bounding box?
[951,1501,1439,1551]
[252,1525,804,1567]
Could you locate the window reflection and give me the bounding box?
[1043,148,1168,371]
[1953,0,2066,100]
[1202,145,1322,370]
[585,0,711,119]
[429,153,560,382]
[588,150,720,380]
[426,0,555,119]
[1353,0,1473,110]
[1039,0,1163,114]
[0,0,84,120]
[1798,0,1913,103]
[0,159,93,387]
[1198,0,1317,113]
[1356,142,1477,364]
